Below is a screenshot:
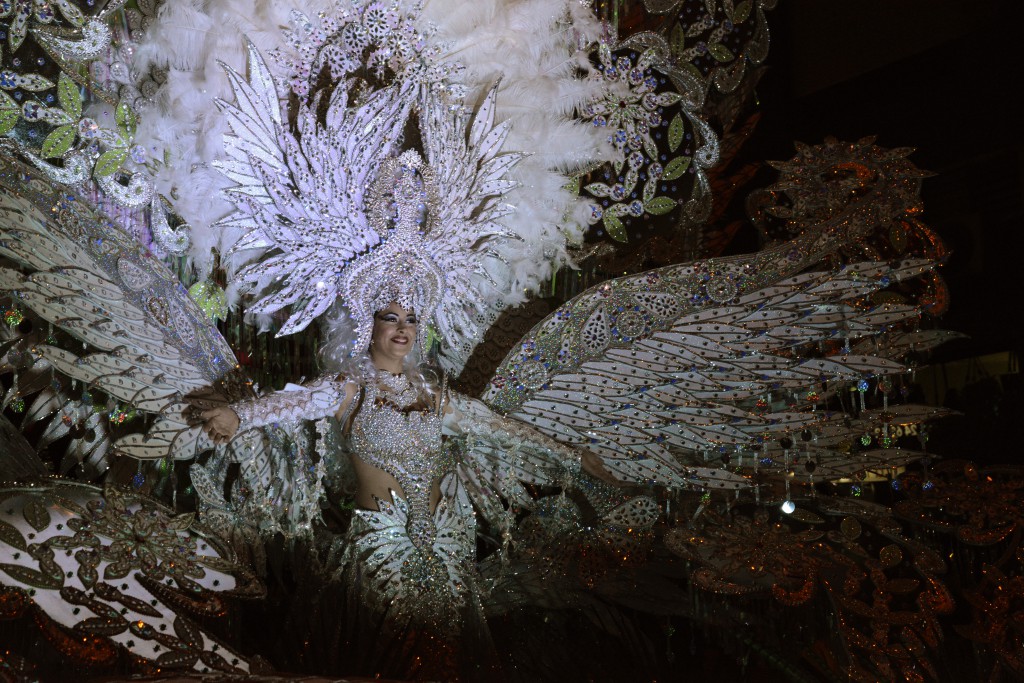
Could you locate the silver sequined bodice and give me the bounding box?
[349,383,454,546]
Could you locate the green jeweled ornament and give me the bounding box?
[4,307,24,327]
[188,281,229,321]
[108,405,136,425]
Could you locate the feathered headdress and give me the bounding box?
[215,33,535,363]
[138,0,614,371]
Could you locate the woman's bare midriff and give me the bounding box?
[349,450,443,513]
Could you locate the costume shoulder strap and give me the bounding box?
[340,383,367,436]
[438,373,450,417]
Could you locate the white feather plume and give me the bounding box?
[131,0,320,282]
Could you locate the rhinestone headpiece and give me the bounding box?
[342,151,443,352]
[215,40,536,370]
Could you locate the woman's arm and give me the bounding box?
[193,374,358,444]
[444,392,621,485]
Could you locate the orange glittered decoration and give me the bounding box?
[32,606,119,668]
[0,587,29,620]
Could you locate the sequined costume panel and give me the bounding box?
[338,379,475,633]
[349,382,455,539]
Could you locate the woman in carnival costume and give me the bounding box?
[0,0,947,680]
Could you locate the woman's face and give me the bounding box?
[370,302,418,365]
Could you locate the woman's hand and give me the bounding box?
[188,405,240,445]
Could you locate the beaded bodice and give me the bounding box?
[349,380,454,547]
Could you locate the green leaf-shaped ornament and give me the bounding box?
[0,563,63,590]
[663,156,691,181]
[0,519,26,551]
[643,176,658,203]
[0,90,18,131]
[645,197,677,215]
[22,499,50,532]
[733,1,753,24]
[668,114,685,153]
[708,43,735,63]
[41,124,76,158]
[643,133,658,161]
[94,148,128,177]
[76,616,127,636]
[0,110,18,135]
[670,24,686,57]
[115,101,136,137]
[603,214,627,242]
[57,73,82,119]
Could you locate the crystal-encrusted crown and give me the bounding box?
[341,151,442,352]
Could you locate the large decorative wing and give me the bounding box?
[1,305,115,478]
[0,157,233,460]
[0,156,325,540]
[482,142,948,495]
[484,255,943,493]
